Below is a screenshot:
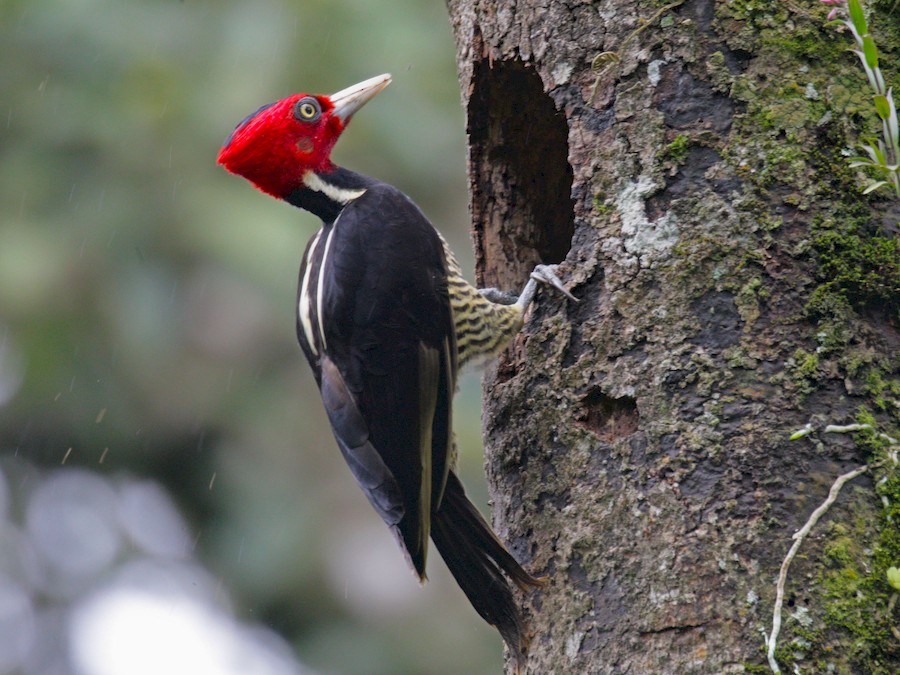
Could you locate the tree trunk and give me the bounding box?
[445,1,899,673]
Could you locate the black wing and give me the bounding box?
[297,183,456,578]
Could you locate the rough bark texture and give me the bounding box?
[445,1,899,673]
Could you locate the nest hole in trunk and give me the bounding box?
[467,57,575,291]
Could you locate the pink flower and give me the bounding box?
[820,0,846,21]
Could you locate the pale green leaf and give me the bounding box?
[885,88,899,155]
[862,36,879,71]
[862,181,889,194]
[887,566,900,592]
[848,0,867,35]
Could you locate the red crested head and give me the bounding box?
[218,74,391,199]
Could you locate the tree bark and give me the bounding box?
[445,1,899,673]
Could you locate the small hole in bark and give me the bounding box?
[577,389,639,442]
[467,58,575,290]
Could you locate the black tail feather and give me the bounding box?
[430,471,543,669]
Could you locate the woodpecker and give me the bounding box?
[218,74,575,666]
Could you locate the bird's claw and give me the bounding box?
[530,264,579,303]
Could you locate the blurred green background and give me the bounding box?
[0,0,501,672]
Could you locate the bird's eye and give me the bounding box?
[294,98,321,122]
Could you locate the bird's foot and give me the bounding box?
[478,287,519,305]
[530,264,579,303]
[478,265,578,314]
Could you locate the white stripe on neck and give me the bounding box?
[303,171,366,204]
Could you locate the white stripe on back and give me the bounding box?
[316,213,342,351]
[298,229,323,356]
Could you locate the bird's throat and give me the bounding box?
[286,167,374,222]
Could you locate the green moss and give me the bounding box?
[736,276,764,325]
[815,318,850,354]
[592,192,613,216]
[771,26,845,62]
[870,2,900,57]
[854,408,898,455]
[806,279,853,355]
[811,219,900,315]
[827,77,880,123]
[842,349,871,380]
[839,352,899,411]
[724,344,759,369]
[825,531,858,567]
[719,1,846,62]
[804,410,900,673]
[760,96,814,135]
[792,348,820,378]
[781,348,822,400]
[705,51,733,92]
[768,616,824,670]
[772,640,804,670]
[819,483,900,671]
[728,116,813,188]
[659,134,692,165]
[718,0,788,27]
[805,284,853,320]
[864,368,900,412]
